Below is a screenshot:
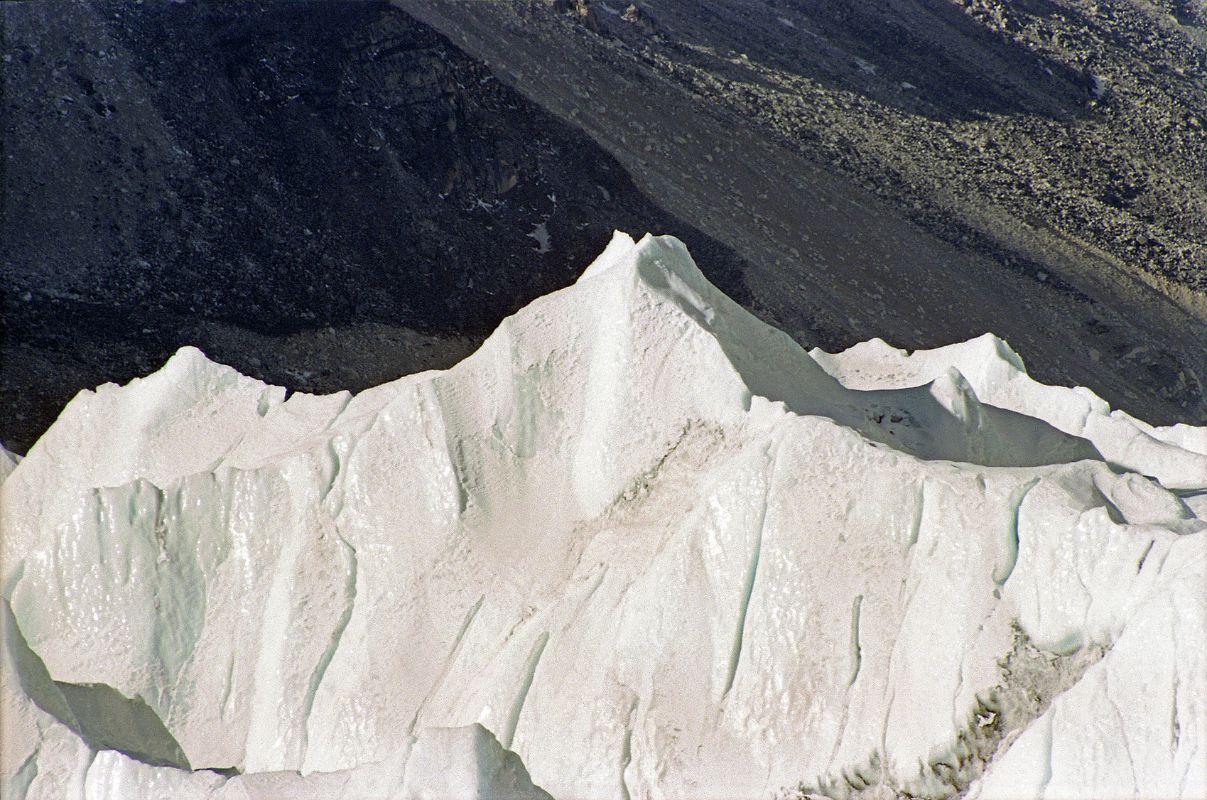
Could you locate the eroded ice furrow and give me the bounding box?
[722,442,778,702]
[300,532,358,765]
[407,594,486,738]
[502,633,550,750]
[2,233,1203,800]
[848,596,864,689]
[993,478,1040,586]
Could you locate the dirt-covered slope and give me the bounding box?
[3,0,1205,453]
[399,0,1207,428]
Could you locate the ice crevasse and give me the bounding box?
[1,232,1204,799]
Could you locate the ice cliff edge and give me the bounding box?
[2,232,1204,799]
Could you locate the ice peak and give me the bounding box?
[577,231,719,325]
[124,344,249,406]
[578,230,709,289]
[577,230,639,280]
[929,367,984,429]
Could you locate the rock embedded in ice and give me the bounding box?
[1,232,1203,799]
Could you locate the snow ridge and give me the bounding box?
[1,233,1203,799]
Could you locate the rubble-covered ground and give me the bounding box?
[402,0,1207,423]
[0,0,748,452]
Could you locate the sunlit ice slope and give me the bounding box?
[2,233,1204,799]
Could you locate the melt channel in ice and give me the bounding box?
[2,232,1204,800]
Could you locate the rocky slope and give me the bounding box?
[400,0,1207,426]
[0,0,747,452]
[3,0,1205,450]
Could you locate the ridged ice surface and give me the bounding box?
[2,233,1204,799]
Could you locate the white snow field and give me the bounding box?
[2,232,1204,799]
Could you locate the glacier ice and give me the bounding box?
[1,232,1204,799]
[1,598,551,800]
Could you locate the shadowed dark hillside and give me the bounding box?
[1,0,748,452]
[3,0,1205,454]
